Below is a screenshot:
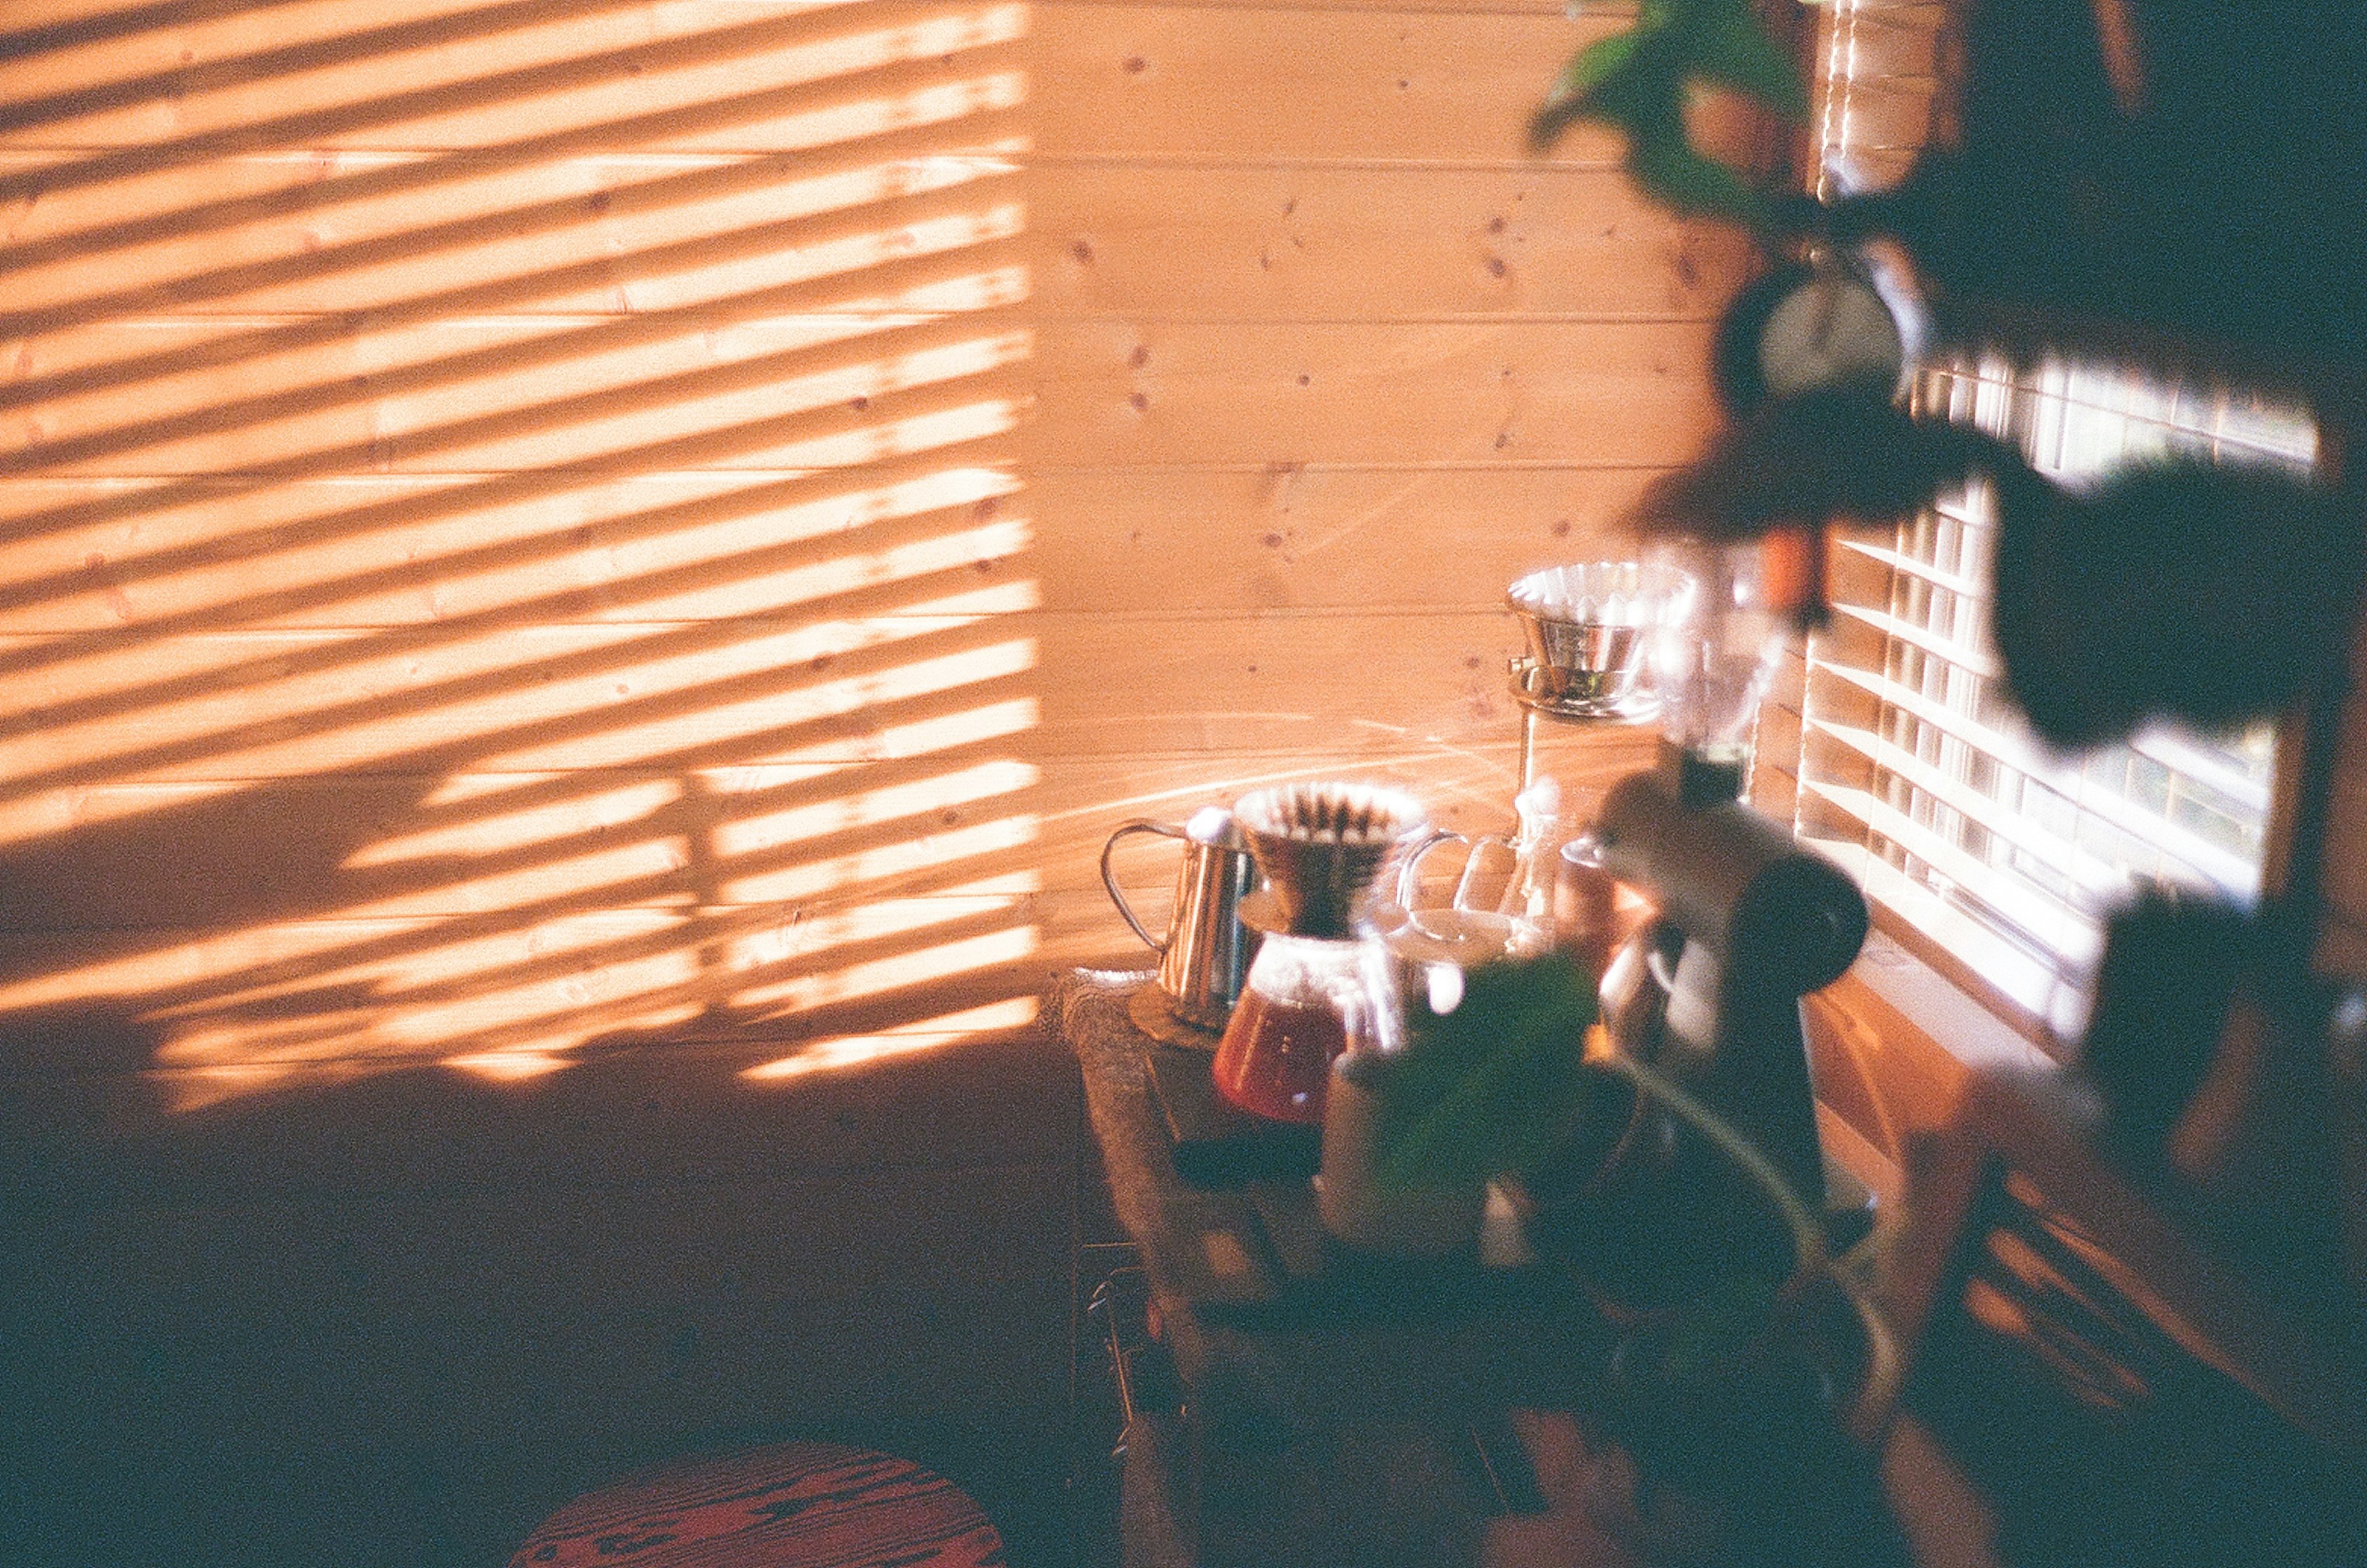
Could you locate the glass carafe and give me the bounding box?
[1389,777,1573,965]
[1208,782,1428,1126]
[1646,533,1791,806]
[1212,929,1399,1124]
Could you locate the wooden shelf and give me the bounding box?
[1055,968,1619,1440]
[1058,967,1924,1567]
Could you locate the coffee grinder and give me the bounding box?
[1538,533,1870,1304]
[1594,757,1868,1209]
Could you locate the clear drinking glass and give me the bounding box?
[1646,535,1790,804]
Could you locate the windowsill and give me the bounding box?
[1812,920,2367,1469]
[1804,925,2062,1168]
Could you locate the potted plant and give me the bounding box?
[1366,949,1908,1565]
[1527,0,1817,240]
[1314,947,1603,1257]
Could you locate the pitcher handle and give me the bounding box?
[1396,829,1524,916]
[1396,828,1465,910]
[1101,819,1187,951]
[1453,834,1521,917]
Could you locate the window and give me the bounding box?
[1787,356,2313,1040]
[1773,2,2321,1043]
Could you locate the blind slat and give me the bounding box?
[1828,598,1999,679]
[1797,776,2104,969]
[1811,655,2021,766]
[1806,714,2122,898]
[2127,722,2275,817]
[1810,656,2263,898]
[1836,536,1985,602]
[1805,836,2075,1032]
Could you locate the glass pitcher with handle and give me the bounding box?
[1388,777,1574,966]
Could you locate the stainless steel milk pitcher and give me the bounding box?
[1101,805,1261,1028]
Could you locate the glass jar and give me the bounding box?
[1646,534,1790,806]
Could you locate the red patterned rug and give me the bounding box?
[509,1440,1008,1567]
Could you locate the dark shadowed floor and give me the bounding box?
[0,1008,1119,1568]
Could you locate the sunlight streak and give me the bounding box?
[740,994,1039,1080]
[0,0,1042,1101]
[726,811,1040,902]
[737,921,1038,1015]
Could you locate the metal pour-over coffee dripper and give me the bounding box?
[1210,782,1428,1124]
[1506,561,1682,719]
[1505,560,1683,790]
[1235,782,1428,937]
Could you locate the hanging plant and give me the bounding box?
[1529,0,1815,237]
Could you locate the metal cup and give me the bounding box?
[1102,806,1261,1027]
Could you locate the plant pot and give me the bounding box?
[1315,1052,1489,1258]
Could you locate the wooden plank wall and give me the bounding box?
[0,0,1751,1556]
[1023,0,1747,953]
[0,0,1752,1101]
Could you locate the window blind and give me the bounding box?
[1779,1,2320,1043]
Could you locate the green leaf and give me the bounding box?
[1529,30,1658,152]
[1531,2,1705,150]
[1690,10,1810,120]
[1543,29,1641,106]
[1530,0,1809,237]
[1626,129,1770,226]
[1568,0,1674,20]
[1372,951,1596,1190]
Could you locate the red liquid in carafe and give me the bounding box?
[1210,989,1359,1124]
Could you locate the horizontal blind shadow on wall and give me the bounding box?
[0,0,1055,1106]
